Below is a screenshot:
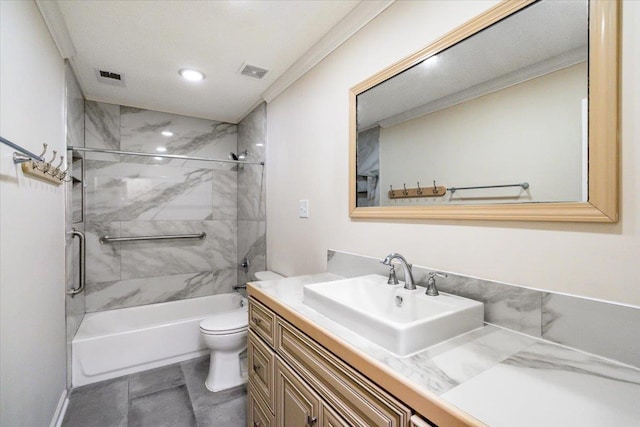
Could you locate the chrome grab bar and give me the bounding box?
[448,182,529,194]
[99,232,206,244]
[67,228,85,296]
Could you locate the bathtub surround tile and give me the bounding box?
[212,268,239,295]
[542,293,640,368]
[237,164,266,221]
[117,220,236,280]
[129,364,186,399]
[237,102,266,161]
[85,271,214,312]
[128,385,196,427]
[62,377,128,427]
[237,220,266,286]
[84,222,121,284]
[119,220,233,280]
[83,102,242,313]
[120,107,237,169]
[85,101,120,162]
[212,169,238,220]
[85,162,213,222]
[86,101,120,150]
[201,220,238,269]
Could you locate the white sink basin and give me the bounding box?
[303,274,484,356]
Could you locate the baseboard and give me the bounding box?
[49,388,68,427]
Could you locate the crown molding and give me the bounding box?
[35,0,76,59]
[261,0,394,103]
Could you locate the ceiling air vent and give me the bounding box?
[239,63,269,79]
[94,68,126,87]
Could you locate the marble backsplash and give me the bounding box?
[83,101,239,312]
[327,250,640,368]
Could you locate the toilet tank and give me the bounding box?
[254,271,284,281]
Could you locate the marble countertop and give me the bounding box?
[249,273,640,427]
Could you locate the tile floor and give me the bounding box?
[62,356,246,427]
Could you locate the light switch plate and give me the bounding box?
[299,199,309,218]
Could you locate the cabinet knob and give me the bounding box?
[253,422,261,427]
[253,364,261,372]
[307,415,318,425]
[252,316,262,325]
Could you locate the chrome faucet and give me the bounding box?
[381,253,416,290]
[426,272,447,296]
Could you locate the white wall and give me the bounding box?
[0,2,67,426]
[380,63,587,205]
[266,0,640,306]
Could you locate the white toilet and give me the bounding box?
[199,270,283,392]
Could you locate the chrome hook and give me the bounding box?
[57,157,70,179]
[38,143,48,158]
[389,185,395,197]
[49,155,64,175]
[416,181,423,195]
[402,183,408,196]
[433,180,438,194]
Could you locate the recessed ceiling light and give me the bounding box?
[161,131,173,137]
[255,143,264,147]
[156,146,167,152]
[179,68,205,82]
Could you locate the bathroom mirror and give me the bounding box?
[349,0,619,222]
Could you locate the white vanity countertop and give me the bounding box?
[249,274,640,427]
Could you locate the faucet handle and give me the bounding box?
[426,272,447,296]
[387,265,399,285]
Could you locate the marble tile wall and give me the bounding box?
[236,103,267,286]
[65,62,85,389]
[327,250,640,368]
[84,101,238,312]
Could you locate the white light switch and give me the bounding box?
[299,199,309,218]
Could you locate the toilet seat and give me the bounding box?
[200,309,248,335]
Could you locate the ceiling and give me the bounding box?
[53,0,381,124]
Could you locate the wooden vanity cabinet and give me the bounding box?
[248,297,412,427]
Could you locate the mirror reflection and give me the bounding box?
[355,0,588,208]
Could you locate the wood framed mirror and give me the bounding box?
[349,0,619,222]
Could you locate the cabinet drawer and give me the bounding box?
[410,414,435,427]
[276,319,411,427]
[249,381,275,427]
[276,359,321,427]
[248,331,275,412]
[249,298,276,346]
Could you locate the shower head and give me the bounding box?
[229,150,248,171]
[229,150,248,161]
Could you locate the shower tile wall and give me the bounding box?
[84,102,238,312]
[237,103,267,286]
[65,62,85,389]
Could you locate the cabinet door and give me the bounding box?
[321,404,349,427]
[276,359,320,427]
[248,381,274,427]
[248,331,275,411]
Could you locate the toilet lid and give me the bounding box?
[200,308,248,333]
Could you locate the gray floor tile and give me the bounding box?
[181,356,248,411]
[62,377,128,427]
[129,363,185,399]
[128,385,196,427]
[194,395,247,427]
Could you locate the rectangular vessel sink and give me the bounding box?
[303,274,484,356]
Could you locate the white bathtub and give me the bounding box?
[72,293,247,387]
